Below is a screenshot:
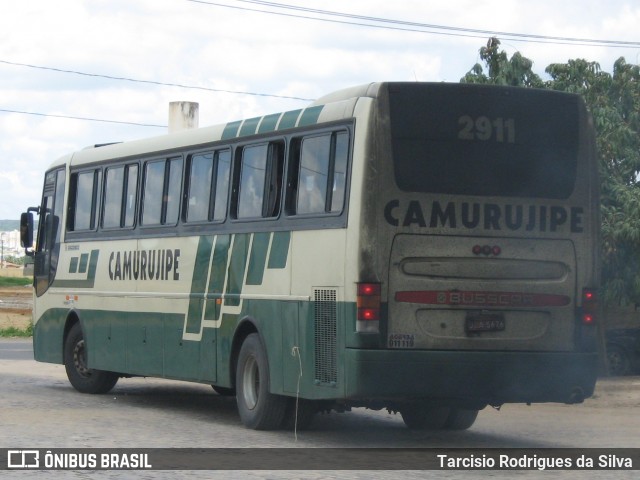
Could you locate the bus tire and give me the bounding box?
[236,333,287,430]
[400,405,450,429]
[606,344,630,376]
[445,408,478,430]
[64,323,119,394]
[211,385,236,396]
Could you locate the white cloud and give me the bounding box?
[0,0,638,219]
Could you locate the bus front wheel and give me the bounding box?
[235,333,287,430]
[63,323,119,394]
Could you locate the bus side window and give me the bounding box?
[185,149,231,223]
[212,149,231,221]
[289,130,348,216]
[185,152,214,223]
[102,166,125,228]
[103,164,139,229]
[236,142,284,219]
[297,134,331,215]
[330,131,348,213]
[142,160,165,225]
[123,164,139,227]
[141,157,183,226]
[68,169,102,231]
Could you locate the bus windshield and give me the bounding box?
[389,83,579,199]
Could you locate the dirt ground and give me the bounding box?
[0,286,33,329]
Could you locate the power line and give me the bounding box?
[0,59,315,102]
[0,108,167,128]
[187,0,640,48]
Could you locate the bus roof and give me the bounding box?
[49,82,580,172]
[50,83,388,171]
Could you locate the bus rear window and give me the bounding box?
[389,84,579,199]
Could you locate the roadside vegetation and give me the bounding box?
[0,275,33,336]
[0,323,32,337]
[0,276,32,287]
[463,38,640,306]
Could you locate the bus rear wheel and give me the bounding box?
[400,406,450,429]
[235,333,287,430]
[400,405,479,430]
[64,323,119,394]
[445,408,479,430]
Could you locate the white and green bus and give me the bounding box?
[21,82,600,430]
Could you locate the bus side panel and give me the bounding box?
[216,312,237,388]
[87,310,127,373]
[281,301,300,394]
[82,309,212,382]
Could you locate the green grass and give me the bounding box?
[0,324,33,337]
[0,277,32,287]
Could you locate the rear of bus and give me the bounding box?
[347,83,599,410]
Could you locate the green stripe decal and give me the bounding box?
[298,105,324,126]
[239,117,261,137]
[205,234,231,320]
[278,109,302,130]
[257,113,281,133]
[78,253,89,273]
[221,120,242,140]
[225,234,249,306]
[186,236,214,334]
[247,232,270,285]
[69,257,79,274]
[53,249,100,289]
[268,231,290,269]
[222,106,323,138]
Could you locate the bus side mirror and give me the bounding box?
[20,211,34,257]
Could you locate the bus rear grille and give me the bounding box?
[314,288,337,385]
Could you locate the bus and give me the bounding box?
[21,82,600,431]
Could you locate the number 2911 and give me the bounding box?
[457,116,515,143]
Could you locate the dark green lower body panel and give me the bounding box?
[33,308,217,384]
[34,303,598,408]
[33,309,67,364]
[343,348,598,405]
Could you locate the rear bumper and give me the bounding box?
[343,348,598,405]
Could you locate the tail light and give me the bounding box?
[581,288,597,325]
[356,282,381,333]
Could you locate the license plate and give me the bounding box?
[465,312,505,333]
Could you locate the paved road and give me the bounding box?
[0,339,32,360]
[1,338,639,479]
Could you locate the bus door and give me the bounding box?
[34,168,66,297]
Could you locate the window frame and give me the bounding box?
[286,128,350,218]
[101,162,139,230]
[183,148,232,224]
[67,167,102,232]
[140,156,184,228]
[232,140,285,222]
[62,120,352,240]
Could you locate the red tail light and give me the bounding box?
[581,288,597,325]
[356,282,381,332]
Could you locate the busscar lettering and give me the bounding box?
[384,200,585,233]
[109,249,181,281]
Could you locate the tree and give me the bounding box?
[462,38,640,305]
[461,37,543,87]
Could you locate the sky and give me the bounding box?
[1,0,639,221]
